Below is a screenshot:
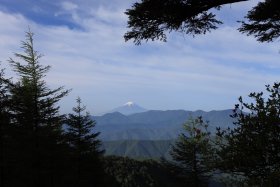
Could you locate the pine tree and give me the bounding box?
[65,97,104,186]
[7,29,69,186]
[167,116,214,187]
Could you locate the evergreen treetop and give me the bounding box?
[8,29,69,129]
[65,97,104,156]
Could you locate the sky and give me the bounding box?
[0,0,279,115]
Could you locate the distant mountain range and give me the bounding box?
[93,103,237,159]
[93,109,236,141]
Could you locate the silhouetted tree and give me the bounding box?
[7,29,69,186]
[217,82,280,186]
[167,116,214,187]
[125,0,280,44]
[65,97,104,186]
[0,66,12,187]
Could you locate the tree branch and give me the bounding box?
[125,0,250,44]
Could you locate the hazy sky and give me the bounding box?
[0,0,279,115]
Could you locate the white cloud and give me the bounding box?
[61,2,78,11]
[0,1,279,114]
[90,6,127,25]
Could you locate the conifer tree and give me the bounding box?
[0,66,11,187]
[65,97,104,186]
[9,29,69,131]
[7,29,69,186]
[167,116,214,187]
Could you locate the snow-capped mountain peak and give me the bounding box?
[124,101,134,107]
[109,101,147,115]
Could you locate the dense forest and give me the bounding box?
[1,28,280,186]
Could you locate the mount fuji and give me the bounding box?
[109,101,147,115]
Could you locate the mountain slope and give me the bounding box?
[103,139,174,159]
[93,109,235,140]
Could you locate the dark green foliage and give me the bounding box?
[3,29,70,186]
[167,116,214,187]
[0,66,12,187]
[8,30,69,130]
[103,156,184,187]
[125,0,279,44]
[66,97,103,156]
[217,82,280,185]
[0,67,10,125]
[1,29,111,187]
[124,0,224,45]
[239,0,280,42]
[65,97,104,186]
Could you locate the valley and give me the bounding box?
[94,104,236,159]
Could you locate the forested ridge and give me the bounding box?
[1,26,280,186]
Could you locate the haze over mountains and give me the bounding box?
[94,102,236,158]
[94,102,235,140]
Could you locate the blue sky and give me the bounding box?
[0,0,279,115]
